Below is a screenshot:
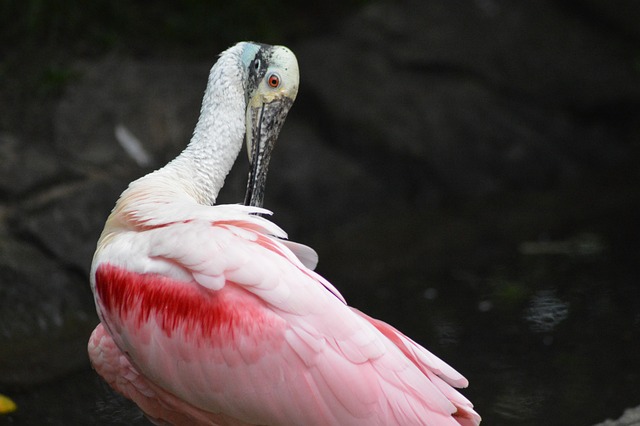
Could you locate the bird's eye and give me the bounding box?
[267,73,280,88]
[254,59,261,70]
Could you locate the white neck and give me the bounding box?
[142,44,248,206]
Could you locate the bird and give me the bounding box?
[88,41,481,426]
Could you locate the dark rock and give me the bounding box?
[0,232,96,387]
[339,0,640,106]
[12,179,125,276]
[0,133,62,197]
[296,0,640,198]
[269,119,389,229]
[55,57,208,172]
[570,0,640,42]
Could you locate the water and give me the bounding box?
[308,182,640,425]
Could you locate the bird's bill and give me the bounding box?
[244,97,294,208]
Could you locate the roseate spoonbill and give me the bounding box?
[88,41,481,426]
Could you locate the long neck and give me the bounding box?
[146,46,247,206]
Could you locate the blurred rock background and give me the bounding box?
[1,0,639,425]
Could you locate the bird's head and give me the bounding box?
[240,42,299,208]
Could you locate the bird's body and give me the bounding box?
[88,42,480,426]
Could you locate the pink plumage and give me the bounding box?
[88,41,480,426]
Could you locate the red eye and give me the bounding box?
[268,74,280,88]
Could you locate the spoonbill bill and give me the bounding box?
[88,41,481,426]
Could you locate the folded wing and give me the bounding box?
[91,206,479,426]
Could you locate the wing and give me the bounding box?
[92,205,479,426]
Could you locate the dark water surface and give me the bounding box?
[312,177,640,425]
[2,180,639,426]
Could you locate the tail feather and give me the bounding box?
[352,309,481,426]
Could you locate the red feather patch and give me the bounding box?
[95,263,284,343]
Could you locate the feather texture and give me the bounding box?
[91,203,479,425]
[88,41,480,426]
